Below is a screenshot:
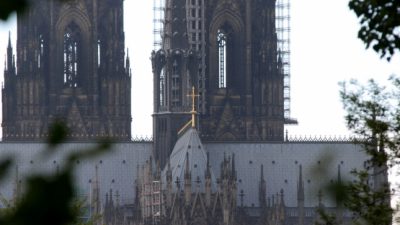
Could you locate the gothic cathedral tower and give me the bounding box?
[153,0,284,167]
[2,0,131,141]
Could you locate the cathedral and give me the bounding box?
[0,0,384,225]
[152,0,285,167]
[2,0,131,141]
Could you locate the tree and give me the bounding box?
[0,121,110,225]
[348,0,400,61]
[316,78,398,225]
[0,0,28,20]
[341,78,399,225]
[0,3,110,225]
[340,78,400,165]
[316,78,400,224]
[0,0,70,21]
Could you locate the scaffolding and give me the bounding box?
[153,0,165,50]
[276,0,296,124]
[153,0,296,123]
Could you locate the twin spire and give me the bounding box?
[5,31,15,72]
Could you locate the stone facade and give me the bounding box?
[2,0,131,141]
[0,141,371,225]
[127,128,362,225]
[0,1,387,225]
[152,0,284,168]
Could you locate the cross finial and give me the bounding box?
[187,86,200,128]
[175,177,181,189]
[240,189,245,207]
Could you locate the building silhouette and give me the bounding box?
[2,0,131,141]
[0,1,386,225]
[152,0,287,168]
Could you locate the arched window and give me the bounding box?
[38,34,44,68]
[217,29,227,88]
[39,34,44,55]
[171,59,181,106]
[63,23,81,88]
[97,39,101,67]
[160,68,166,106]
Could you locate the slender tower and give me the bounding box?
[152,0,284,167]
[297,165,305,225]
[152,0,199,166]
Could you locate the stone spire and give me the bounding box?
[279,189,286,223]
[231,153,236,180]
[318,190,323,207]
[205,152,212,207]
[166,160,173,207]
[297,164,304,225]
[91,165,101,216]
[184,152,192,206]
[5,31,15,75]
[336,164,343,222]
[125,48,131,76]
[336,164,342,204]
[6,32,12,71]
[259,164,267,208]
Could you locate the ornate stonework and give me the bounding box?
[153,0,284,167]
[2,0,131,141]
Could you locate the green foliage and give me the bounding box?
[71,199,102,225]
[0,0,28,20]
[0,159,13,182]
[0,122,110,225]
[0,0,71,21]
[48,120,70,148]
[348,0,400,61]
[316,78,397,225]
[340,78,400,166]
[315,208,339,225]
[344,170,392,225]
[314,78,397,225]
[1,171,75,225]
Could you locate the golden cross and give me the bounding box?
[187,86,200,128]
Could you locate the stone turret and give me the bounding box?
[205,152,212,207]
[184,152,192,206]
[259,164,267,208]
[297,164,304,225]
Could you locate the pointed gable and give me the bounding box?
[164,128,217,191]
[66,100,88,137]
[190,191,207,218]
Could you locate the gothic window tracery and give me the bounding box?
[63,23,81,88]
[217,29,227,88]
[171,59,181,106]
[38,34,44,68]
[97,39,101,67]
[160,68,166,106]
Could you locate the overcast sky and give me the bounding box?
[0,0,399,139]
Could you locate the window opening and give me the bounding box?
[171,59,180,106]
[63,23,80,88]
[160,68,166,106]
[39,35,44,55]
[97,40,101,67]
[38,34,44,68]
[217,29,227,88]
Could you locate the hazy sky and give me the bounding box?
[0,0,399,138]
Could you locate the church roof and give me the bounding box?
[0,142,152,206]
[165,128,217,191]
[206,142,367,207]
[0,141,368,208]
